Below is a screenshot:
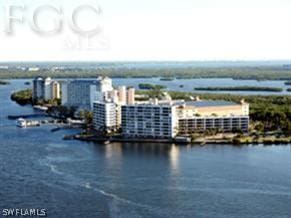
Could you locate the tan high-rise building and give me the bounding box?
[126,88,135,105]
[51,81,61,99]
[118,86,127,105]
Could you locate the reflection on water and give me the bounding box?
[169,145,180,175]
[100,143,182,176]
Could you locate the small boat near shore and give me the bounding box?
[33,105,48,111]
[16,118,41,128]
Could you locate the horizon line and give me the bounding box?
[0,59,291,63]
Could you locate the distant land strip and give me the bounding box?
[0,80,10,85]
[194,86,283,92]
[1,66,291,80]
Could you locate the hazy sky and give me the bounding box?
[0,0,290,61]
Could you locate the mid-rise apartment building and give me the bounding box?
[176,100,249,134]
[121,102,178,138]
[178,116,249,134]
[93,101,117,132]
[121,99,249,139]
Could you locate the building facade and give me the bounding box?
[121,103,178,138]
[51,81,61,100]
[62,80,98,109]
[33,77,45,100]
[118,86,127,105]
[44,77,52,101]
[126,88,135,105]
[121,99,249,139]
[62,77,114,110]
[176,100,249,134]
[33,77,60,102]
[179,116,249,134]
[93,101,117,132]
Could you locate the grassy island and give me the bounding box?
[10,89,33,105]
[194,86,283,92]
[138,83,167,90]
[285,81,291,85]
[160,77,174,81]
[0,80,10,85]
[10,89,61,106]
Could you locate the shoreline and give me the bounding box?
[72,134,291,146]
[9,84,291,146]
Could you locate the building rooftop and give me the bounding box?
[184,100,239,107]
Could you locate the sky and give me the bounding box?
[0,0,290,62]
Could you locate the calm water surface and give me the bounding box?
[0,80,291,218]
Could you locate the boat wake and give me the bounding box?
[82,182,166,218]
[83,182,150,209]
[40,157,165,217]
[39,159,64,175]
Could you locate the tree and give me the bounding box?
[79,110,93,126]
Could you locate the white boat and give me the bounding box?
[16,118,40,128]
[33,105,48,111]
[16,118,27,128]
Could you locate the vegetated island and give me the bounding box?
[2,65,291,81]
[286,81,291,85]
[10,89,90,123]
[194,86,283,92]
[287,88,291,92]
[10,89,33,105]
[160,77,174,81]
[138,83,167,90]
[0,80,10,85]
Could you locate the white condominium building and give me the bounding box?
[62,77,114,110]
[93,101,117,132]
[44,77,52,101]
[121,98,250,139]
[121,101,178,139]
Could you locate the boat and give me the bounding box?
[16,118,40,128]
[33,105,48,111]
[16,118,27,128]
